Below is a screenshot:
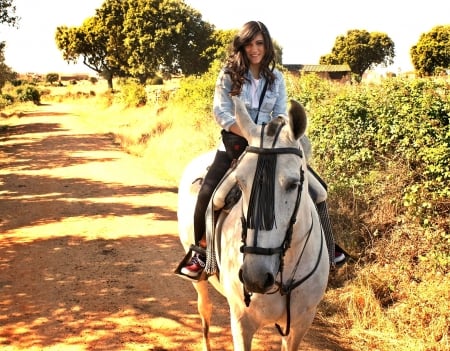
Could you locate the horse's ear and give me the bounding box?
[232,96,258,139]
[288,100,307,140]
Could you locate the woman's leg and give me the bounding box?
[181,151,231,278]
[307,167,346,267]
[193,150,232,246]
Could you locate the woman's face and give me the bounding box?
[244,33,265,67]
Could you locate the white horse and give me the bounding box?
[177,97,330,351]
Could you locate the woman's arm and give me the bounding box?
[213,70,237,132]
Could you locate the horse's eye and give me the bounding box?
[286,181,299,192]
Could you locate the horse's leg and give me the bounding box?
[280,310,316,351]
[193,280,212,351]
[229,309,258,351]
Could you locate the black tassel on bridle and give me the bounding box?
[246,151,277,230]
[245,120,287,232]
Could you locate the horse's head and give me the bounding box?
[232,96,310,294]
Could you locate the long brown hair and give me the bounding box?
[225,21,276,96]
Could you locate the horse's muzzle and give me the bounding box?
[239,259,277,294]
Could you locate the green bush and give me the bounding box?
[16,86,41,105]
[370,79,449,214]
[288,76,449,275]
[0,93,14,108]
[46,73,59,85]
[117,79,147,108]
[171,63,218,115]
[10,79,22,87]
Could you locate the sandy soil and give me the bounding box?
[0,102,348,350]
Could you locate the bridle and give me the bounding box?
[240,121,304,265]
[238,121,324,336]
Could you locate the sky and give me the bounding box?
[1,0,449,74]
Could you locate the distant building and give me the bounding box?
[282,64,303,75]
[283,64,351,82]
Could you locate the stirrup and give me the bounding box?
[174,245,207,281]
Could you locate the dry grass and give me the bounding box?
[326,253,449,349]
[325,157,449,351]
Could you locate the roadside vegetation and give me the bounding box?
[1,69,448,351]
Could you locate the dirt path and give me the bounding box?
[0,103,347,350]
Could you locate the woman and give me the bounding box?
[180,21,345,279]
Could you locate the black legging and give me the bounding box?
[193,150,232,244]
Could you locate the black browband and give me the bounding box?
[246,146,303,158]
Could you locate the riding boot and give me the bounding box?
[316,201,336,268]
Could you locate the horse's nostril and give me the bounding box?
[264,273,275,289]
[239,267,274,293]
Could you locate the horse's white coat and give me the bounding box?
[177,98,329,351]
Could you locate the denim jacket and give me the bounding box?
[213,68,287,131]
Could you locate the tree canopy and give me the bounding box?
[410,25,450,77]
[0,42,16,92]
[0,0,18,27]
[0,0,18,92]
[56,6,128,89]
[55,0,216,88]
[320,29,395,79]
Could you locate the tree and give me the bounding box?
[0,42,16,92]
[122,0,215,81]
[320,29,395,79]
[208,29,236,63]
[1,0,19,92]
[55,0,216,87]
[55,4,128,90]
[410,25,450,77]
[46,73,59,85]
[0,0,19,27]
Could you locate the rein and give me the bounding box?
[238,122,323,337]
[275,213,324,336]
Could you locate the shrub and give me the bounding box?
[286,75,449,351]
[117,79,147,108]
[17,86,40,105]
[46,73,59,85]
[10,79,22,87]
[0,93,14,108]
[171,64,217,115]
[291,77,449,226]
